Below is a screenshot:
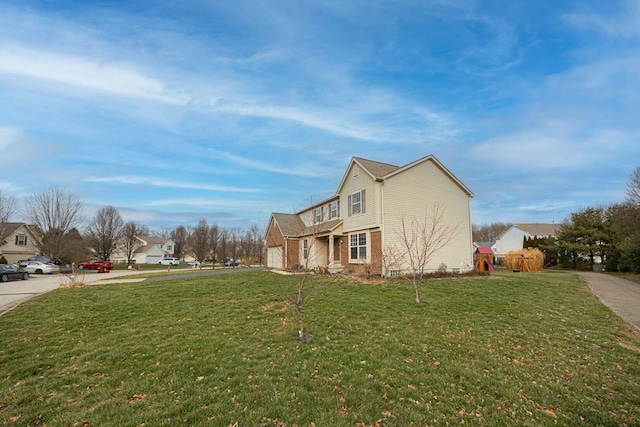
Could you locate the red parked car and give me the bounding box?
[77,260,113,270]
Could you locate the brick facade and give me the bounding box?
[340,229,382,276]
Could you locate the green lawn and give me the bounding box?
[1,271,639,426]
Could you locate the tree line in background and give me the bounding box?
[0,185,265,266]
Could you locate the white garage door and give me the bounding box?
[146,255,163,264]
[268,246,283,269]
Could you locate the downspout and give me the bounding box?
[467,196,473,271]
[381,179,385,277]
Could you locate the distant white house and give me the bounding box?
[0,223,40,264]
[111,235,175,264]
[495,224,560,254]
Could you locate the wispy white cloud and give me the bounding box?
[215,152,326,178]
[0,45,187,104]
[565,0,640,38]
[142,197,267,209]
[85,176,261,193]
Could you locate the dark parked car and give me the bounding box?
[19,255,51,265]
[0,264,30,282]
[78,260,113,270]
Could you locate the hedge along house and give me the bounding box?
[265,155,474,276]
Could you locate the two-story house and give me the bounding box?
[0,222,41,264]
[265,155,474,276]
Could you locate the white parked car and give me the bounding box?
[159,258,180,266]
[22,261,60,275]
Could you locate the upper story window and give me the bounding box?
[314,207,323,224]
[167,245,173,252]
[15,234,27,246]
[329,201,339,219]
[348,189,366,216]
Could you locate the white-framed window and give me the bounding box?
[349,232,367,261]
[303,239,309,259]
[348,189,366,216]
[314,207,323,224]
[167,245,173,252]
[329,201,339,219]
[15,235,27,246]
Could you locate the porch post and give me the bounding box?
[328,234,334,265]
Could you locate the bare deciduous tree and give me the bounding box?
[627,165,640,206]
[218,229,229,264]
[171,225,189,261]
[188,219,211,264]
[472,222,512,243]
[25,185,84,261]
[208,224,219,265]
[0,188,17,238]
[85,206,123,260]
[121,221,142,265]
[269,211,328,341]
[394,204,461,304]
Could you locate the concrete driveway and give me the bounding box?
[575,271,640,332]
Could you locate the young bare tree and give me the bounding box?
[269,211,329,341]
[85,206,124,260]
[627,165,640,206]
[188,219,211,265]
[24,185,84,261]
[0,188,17,239]
[120,221,142,265]
[395,203,461,304]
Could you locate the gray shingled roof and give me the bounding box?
[302,218,342,236]
[515,223,561,237]
[353,157,400,179]
[272,213,305,237]
[0,222,23,240]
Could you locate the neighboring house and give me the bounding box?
[265,155,474,276]
[494,223,561,254]
[0,222,41,264]
[111,235,175,264]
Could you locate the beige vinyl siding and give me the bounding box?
[299,237,328,269]
[382,160,473,272]
[340,163,379,232]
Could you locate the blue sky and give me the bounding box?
[1,1,638,231]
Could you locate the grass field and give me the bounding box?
[1,271,639,426]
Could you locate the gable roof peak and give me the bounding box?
[352,157,400,179]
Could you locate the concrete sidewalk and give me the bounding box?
[575,271,640,332]
[0,269,145,316]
